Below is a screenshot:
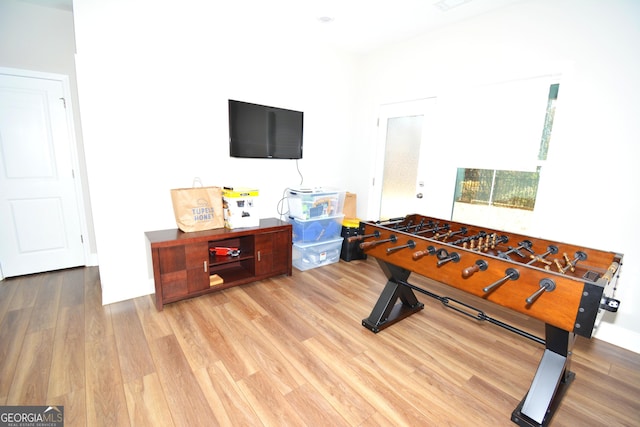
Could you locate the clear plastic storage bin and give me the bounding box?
[289,214,344,243]
[287,188,346,220]
[292,237,343,271]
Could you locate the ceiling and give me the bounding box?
[18,0,525,53]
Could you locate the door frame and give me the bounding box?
[0,66,91,280]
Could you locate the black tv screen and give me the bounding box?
[229,99,303,159]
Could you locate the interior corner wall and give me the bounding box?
[355,0,640,352]
[0,0,98,263]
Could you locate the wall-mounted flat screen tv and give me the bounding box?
[229,99,303,159]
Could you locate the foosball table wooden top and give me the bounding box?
[359,214,623,337]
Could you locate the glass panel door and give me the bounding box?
[371,98,436,221]
[380,115,423,219]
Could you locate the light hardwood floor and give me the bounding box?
[0,258,638,426]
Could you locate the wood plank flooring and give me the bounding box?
[1,259,638,426]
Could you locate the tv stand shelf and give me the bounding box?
[211,254,253,267]
[146,218,292,310]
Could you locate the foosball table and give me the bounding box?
[352,213,623,426]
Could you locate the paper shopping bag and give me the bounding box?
[170,185,224,232]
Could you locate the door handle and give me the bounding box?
[416,193,423,199]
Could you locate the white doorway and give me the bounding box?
[371,98,437,220]
[0,69,87,278]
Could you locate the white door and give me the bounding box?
[372,98,436,220]
[0,72,85,278]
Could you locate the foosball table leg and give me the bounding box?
[362,260,424,333]
[511,324,576,426]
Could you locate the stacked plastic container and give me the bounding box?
[288,188,346,271]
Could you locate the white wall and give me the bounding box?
[356,0,640,352]
[73,0,362,304]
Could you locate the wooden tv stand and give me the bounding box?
[146,218,292,310]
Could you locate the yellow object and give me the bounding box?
[222,187,259,197]
[342,218,361,228]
